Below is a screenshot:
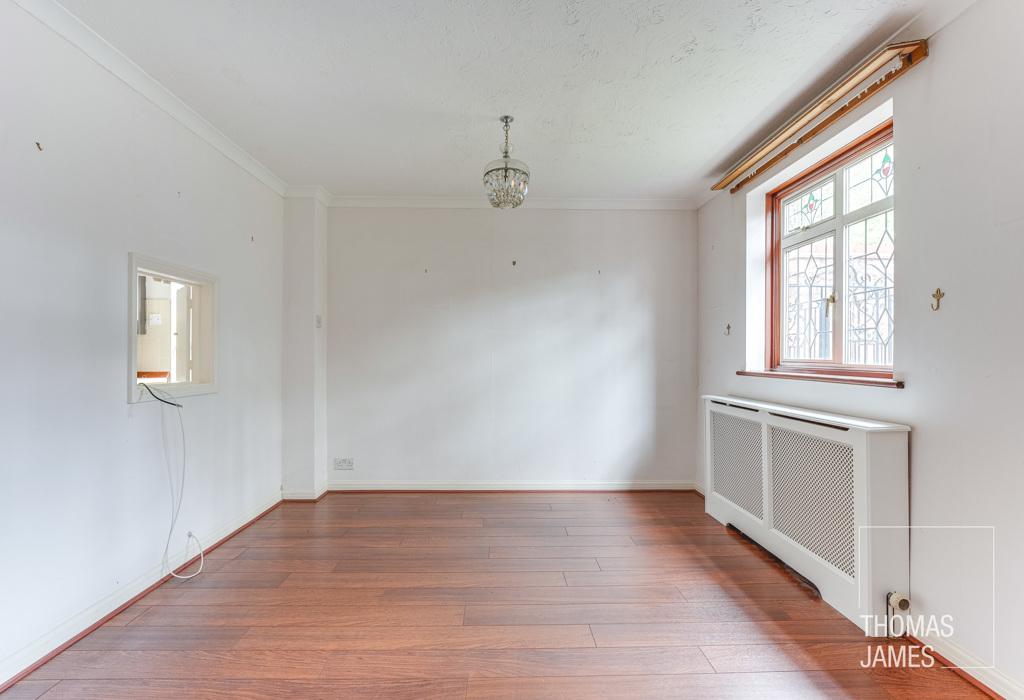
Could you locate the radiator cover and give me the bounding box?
[703,395,909,631]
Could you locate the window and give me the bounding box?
[767,120,894,379]
[128,254,217,401]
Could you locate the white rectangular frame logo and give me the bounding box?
[858,525,995,671]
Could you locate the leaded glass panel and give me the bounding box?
[783,235,834,361]
[783,178,835,236]
[845,209,895,365]
[845,145,894,213]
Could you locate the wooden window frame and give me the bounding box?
[765,119,895,381]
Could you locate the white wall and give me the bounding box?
[0,0,284,685]
[281,195,329,499]
[327,207,698,489]
[697,0,1023,693]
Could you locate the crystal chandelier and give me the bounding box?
[483,116,530,209]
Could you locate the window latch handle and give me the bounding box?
[825,292,837,317]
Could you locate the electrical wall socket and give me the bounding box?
[334,457,354,471]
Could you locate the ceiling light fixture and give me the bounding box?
[483,116,530,209]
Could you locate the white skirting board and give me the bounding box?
[0,494,281,688]
[282,490,328,500]
[325,481,699,491]
[919,634,1024,699]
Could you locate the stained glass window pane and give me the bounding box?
[782,235,834,361]
[783,179,834,236]
[845,209,895,365]
[845,144,894,213]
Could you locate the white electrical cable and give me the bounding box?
[143,382,204,579]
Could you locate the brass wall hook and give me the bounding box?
[931,288,945,311]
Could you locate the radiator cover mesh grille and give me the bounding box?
[710,411,763,519]
[770,426,856,577]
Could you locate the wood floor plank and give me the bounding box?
[547,501,700,511]
[203,546,247,560]
[565,525,730,536]
[138,585,685,607]
[329,557,600,572]
[401,535,634,547]
[700,641,904,673]
[865,669,991,698]
[308,503,548,515]
[238,545,490,560]
[463,600,844,626]
[470,510,676,520]
[229,535,405,548]
[215,559,342,573]
[321,646,713,679]
[630,533,752,545]
[491,543,759,559]
[169,558,229,575]
[590,619,866,647]
[489,545,637,558]
[213,556,598,573]
[457,503,554,513]
[483,518,685,528]
[129,604,465,627]
[680,581,822,601]
[339,526,570,537]
[564,568,794,586]
[465,671,890,699]
[318,493,434,501]
[378,585,685,605]
[235,625,595,651]
[27,650,329,680]
[0,680,58,699]
[17,492,981,700]
[699,641,987,697]
[35,679,467,699]
[261,517,485,528]
[347,507,534,517]
[431,494,620,504]
[241,523,350,533]
[162,573,289,589]
[68,627,247,651]
[595,555,775,571]
[280,571,567,588]
[103,605,151,627]
[273,502,363,510]
[372,585,684,604]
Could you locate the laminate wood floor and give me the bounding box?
[5,492,987,699]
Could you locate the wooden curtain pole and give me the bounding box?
[713,39,928,194]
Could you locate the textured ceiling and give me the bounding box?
[58,0,926,206]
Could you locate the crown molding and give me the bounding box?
[13,0,288,196]
[328,195,696,211]
[284,186,332,207]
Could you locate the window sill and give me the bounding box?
[736,370,904,389]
